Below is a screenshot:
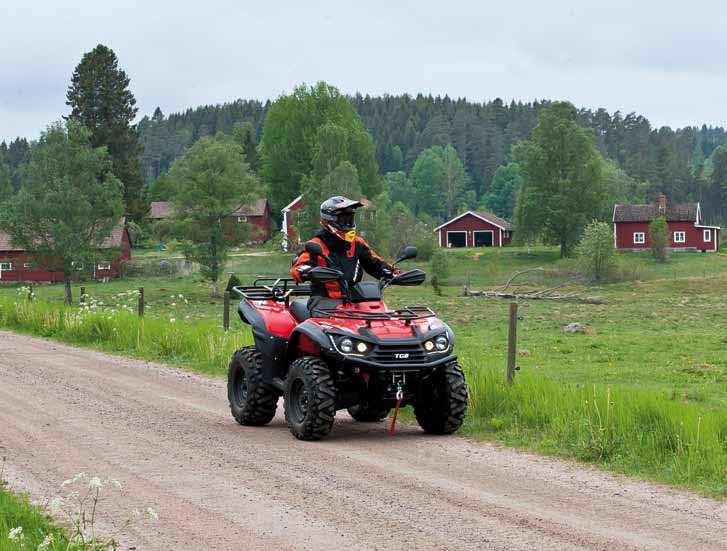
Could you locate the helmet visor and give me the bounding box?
[336,210,355,230]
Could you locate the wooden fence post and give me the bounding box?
[28,284,34,302]
[507,302,518,384]
[223,291,231,331]
[138,287,145,317]
[79,286,85,305]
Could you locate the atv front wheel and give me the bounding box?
[347,402,390,422]
[414,361,468,435]
[284,356,337,441]
[228,347,279,426]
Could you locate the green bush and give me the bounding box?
[576,221,616,282]
[649,216,670,262]
[225,273,242,293]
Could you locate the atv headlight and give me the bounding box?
[356,341,368,353]
[424,340,435,352]
[434,334,449,351]
[340,337,354,354]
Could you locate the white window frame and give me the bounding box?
[472,230,495,248]
[446,230,467,248]
[0,262,12,271]
[703,229,711,242]
[97,262,112,271]
[23,262,32,269]
[237,215,247,223]
[673,231,686,244]
[633,232,645,244]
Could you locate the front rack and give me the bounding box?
[232,278,312,303]
[315,305,436,323]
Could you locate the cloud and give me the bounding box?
[1,0,726,141]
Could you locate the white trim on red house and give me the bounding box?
[473,230,495,247]
[445,230,467,248]
[433,211,509,232]
[281,195,304,252]
[673,231,686,244]
[633,232,645,244]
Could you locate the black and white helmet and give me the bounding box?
[320,196,363,241]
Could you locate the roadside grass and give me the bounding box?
[0,488,68,551]
[2,246,727,496]
[0,298,252,376]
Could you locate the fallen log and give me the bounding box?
[462,289,607,304]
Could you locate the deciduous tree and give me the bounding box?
[513,102,606,257]
[0,121,124,304]
[166,136,261,297]
[260,82,380,212]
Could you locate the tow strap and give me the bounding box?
[389,382,404,435]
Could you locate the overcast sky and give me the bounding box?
[2,1,726,142]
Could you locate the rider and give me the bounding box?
[291,196,399,312]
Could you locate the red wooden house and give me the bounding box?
[150,198,272,243]
[434,210,513,248]
[613,195,720,252]
[0,218,132,283]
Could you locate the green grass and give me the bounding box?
[0,486,68,551]
[2,246,727,497]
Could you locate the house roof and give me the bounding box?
[231,198,269,217]
[281,195,304,212]
[150,201,172,219]
[613,203,698,223]
[0,218,127,252]
[433,210,512,232]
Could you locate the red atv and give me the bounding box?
[227,243,468,441]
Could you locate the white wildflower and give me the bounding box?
[178,294,184,299]
[8,526,24,541]
[105,478,122,489]
[131,508,141,518]
[37,534,53,550]
[88,476,103,490]
[170,302,176,307]
[144,507,159,521]
[49,496,64,514]
[169,318,176,323]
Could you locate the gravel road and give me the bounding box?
[1,331,726,550]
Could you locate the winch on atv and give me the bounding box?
[227,244,468,441]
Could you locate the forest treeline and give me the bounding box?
[104,94,726,223]
[2,89,726,223]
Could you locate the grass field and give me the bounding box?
[0,487,68,551]
[2,246,727,497]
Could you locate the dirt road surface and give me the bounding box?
[2,331,726,550]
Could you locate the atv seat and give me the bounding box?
[290,299,311,322]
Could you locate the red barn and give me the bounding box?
[150,198,272,243]
[229,198,272,243]
[281,195,304,251]
[613,195,720,252]
[434,210,513,248]
[0,219,132,283]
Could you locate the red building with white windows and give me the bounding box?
[613,195,720,252]
[0,218,132,283]
[434,210,512,248]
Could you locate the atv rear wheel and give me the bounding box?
[228,347,279,426]
[347,402,390,422]
[414,361,468,435]
[284,356,337,441]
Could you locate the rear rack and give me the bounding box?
[232,278,312,303]
[316,305,436,323]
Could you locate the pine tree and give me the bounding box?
[66,44,145,220]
